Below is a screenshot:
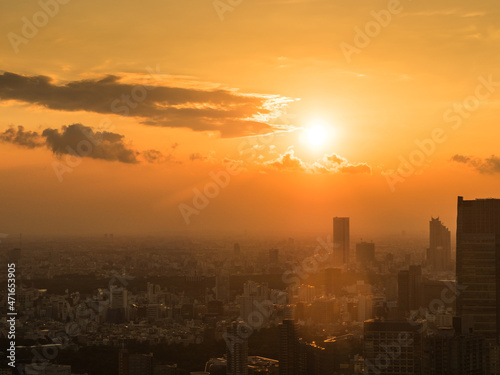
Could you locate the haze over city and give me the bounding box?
[2,1,500,375]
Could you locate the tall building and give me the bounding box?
[324,267,342,296]
[456,196,500,342]
[427,218,451,271]
[398,265,423,313]
[424,317,487,374]
[333,217,350,266]
[279,319,299,375]
[226,321,249,375]
[364,319,425,375]
[356,242,375,267]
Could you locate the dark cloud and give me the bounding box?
[452,154,500,174]
[42,124,139,163]
[0,126,44,149]
[0,72,294,138]
[1,124,171,164]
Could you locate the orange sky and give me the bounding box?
[1,0,500,236]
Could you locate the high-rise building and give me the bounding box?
[333,217,350,266]
[226,321,249,375]
[456,196,500,342]
[398,265,423,313]
[356,242,375,267]
[279,319,299,375]
[427,217,451,271]
[324,267,342,296]
[424,317,487,374]
[363,319,425,375]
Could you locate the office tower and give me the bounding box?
[398,265,423,313]
[226,321,249,375]
[364,319,425,375]
[279,319,299,375]
[296,340,335,375]
[269,249,279,264]
[427,217,451,271]
[456,196,500,342]
[333,217,350,266]
[356,242,375,267]
[111,287,128,309]
[424,317,487,375]
[324,267,342,296]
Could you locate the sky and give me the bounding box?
[1,0,500,237]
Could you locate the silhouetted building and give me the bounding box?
[364,319,425,375]
[356,242,375,267]
[333,217,350,266]
[279,319,299,375]
[398,265,423,313]
[427,218,451,271]
[226,321,249,375]
[424,317,487,375]
[324,267,342,296]
[457,196,500,342]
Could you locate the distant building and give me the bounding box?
[398,265,423,313]
[364,319,425,375]
[324,267,342,296]
[427,218,451,271]
[333,217,350,266]
[356,242,375,267]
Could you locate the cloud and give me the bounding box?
[0,124,172,164]
[0,72,295,138]
[451,154,500,174]
[0,126,44,149]
[189,152,206,161]
[264,150,306,171]
[264,150,371,174]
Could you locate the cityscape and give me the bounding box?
[2,0,500,374]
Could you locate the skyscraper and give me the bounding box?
[427,217,451,271]
[356,242,375,267]
[456,196,500,342]
[226,321,249,375]
[333,217,350,266]
[364,319,425,375]
[398,265,423,313]
[279,319,299,375]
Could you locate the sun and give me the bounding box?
[306,124,327,146]
[303,119,331,148]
